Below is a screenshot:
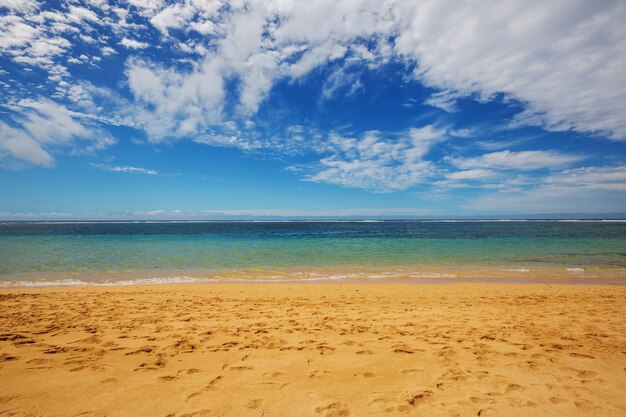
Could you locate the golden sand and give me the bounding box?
[1,283,625,416]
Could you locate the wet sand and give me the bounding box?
[2,266,626,288]
[1,283,625,416]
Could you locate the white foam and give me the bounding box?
[0,278,88,287]
[0,270,462,288]
[503,268,530,273]
[406,272,457,278]
[0,276,211,288]
[566,268,585,273]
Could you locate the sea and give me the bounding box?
[1,220,625,287]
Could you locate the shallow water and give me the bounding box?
[1,221,625,286]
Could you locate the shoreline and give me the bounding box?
[1,265,625,288]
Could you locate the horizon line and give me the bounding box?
[2,218,626,222]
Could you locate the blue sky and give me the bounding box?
[1,0,625,219]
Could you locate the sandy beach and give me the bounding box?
[1,283,625,417]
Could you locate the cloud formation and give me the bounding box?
[4,1,624,141]
[465,166,626,213]
[120,38,149,49]
[0,0,624,209]
[305,126,446,192]
[0,100,114,168]
[446,150,584,171]
[91,163,159,175]
[115,0,626,141]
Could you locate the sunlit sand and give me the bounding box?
[1,283,624,416]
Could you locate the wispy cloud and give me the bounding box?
[90,163,159,175]
[435,150,586,191]
[303,125,447,192]
[464,165,626,212]
[0,99,114,168]
[445,150,584,171]
[0,208,449,221]
[546,165,626,191]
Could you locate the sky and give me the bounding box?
[1,0,625,219]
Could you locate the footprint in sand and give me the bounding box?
[504,383,526,393]
[124,346,155,355]
[574,399,596,411]
[0,353,18,362]
[316,345,335,355]
[263,371,284,378]
[368,397,388,406]
[310,370,334,378]
[354,372,375,378]
[230,366,253,371]
[400,368,422,375]
[392,344,420,354]
[569,352,595,359]
[314,401,350,417]
[576,369,598,378]
[0,395,21,405]
[397,389,434,409]
[549,396,567,404]
[470,396,496,405]
[246,399,264,409]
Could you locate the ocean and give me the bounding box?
[1,220,625,286]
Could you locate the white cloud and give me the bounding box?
[464,165,626,213]
[0,207,447,220]
[150,2,196,35]
[19,100,91,144]
[91,0,625,147]
[120,38,149,49]
[546,165,626,191]
[1,0,625,206]
[0,0,38,11]
[127,0,165,15]
[446,150,584,171]
[394,0,626,139]
[445,169,501,181]
[0,100,115,167]
[189,19,216,35]
[0,15,39,49]
[91,163,158,175]
[3,1,626,142]
[67,6,99,23]
[423,90,459,112]
[304,125,447,192]
[101,46,116,56]
[27,36,71,58]
[0,122,54,167]
[125,57,224,141]
[321,66,363,100]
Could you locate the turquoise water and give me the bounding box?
[1,221,625,280]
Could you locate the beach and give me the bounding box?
[3,0,626,414]
[1,282,625,416]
